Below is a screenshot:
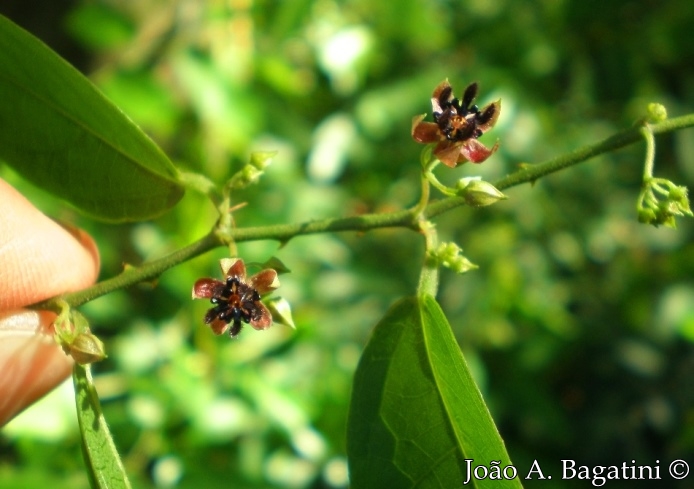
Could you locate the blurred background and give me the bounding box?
[1,0,693,487]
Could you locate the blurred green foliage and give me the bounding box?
[1,0,693,488]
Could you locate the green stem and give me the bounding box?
[416,222,439,297]
[491,113,694,192]
[425,170,457,197]
[231,208,420,242]
[33,112,694,311]
[35,211,423,311]
[427,113,694,219]
[35,232,222,311]
[177,171,223,207]
[640,125,656,180]
[411,172,431,217]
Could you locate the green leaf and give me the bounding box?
[73,364,132,489]
[0,15,184,222]
[348,295,522,489]
[65,3,135,51]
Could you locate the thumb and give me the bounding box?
[0,310,72,426]
[0,178,100,426]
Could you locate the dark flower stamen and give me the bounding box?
[477,104,496,126]
[462,82,478,111]
[203,277,263,336]
[433,82,490,142]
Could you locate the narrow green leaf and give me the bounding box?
[73,364,132,489]
[348,295,522,489]
[0,15,184,222]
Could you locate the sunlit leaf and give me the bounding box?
[0,15,183,222]
[348,295,522,488]
[73,364,131,489]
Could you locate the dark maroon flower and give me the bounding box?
[412,79,501,167]
[192,258,279,338]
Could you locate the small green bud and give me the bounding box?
[668,186,686,201]
[249,151,277,170]
[638,180,692,228]
[449,255,477,274]
[69,332,106,365]
[651,203,676,228]
[668,185,692,216]
[646,103,667,123]
[227,164,262,190]
[662,214,677,229]
[242,165,262,182]
[660,198,690,217]
[658,200,676,216]
[225,152,276,191]
[437,242,460,262]
[431,242,478,275]
[458,179,507,207]
[637,208,656,224]
[265,297,295,329]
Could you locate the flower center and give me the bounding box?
[433,83,496,142]
[209,276,262,336]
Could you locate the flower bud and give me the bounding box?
[637,208,656,224]
[448,255,477,274]
[431,242,478,275]
[668,185,686,202]
[265,297,295,329]
[668,185,692,216]
[69,332,107,365]
[646,103,667,123]
[249,151,277,170]
[226,152,276,190]
[458,179,507,207]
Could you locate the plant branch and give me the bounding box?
[494,113,694,191]
[36,232,222,311]
[35,211,422,311]
[34,112,694,311]
[426,113,694,219]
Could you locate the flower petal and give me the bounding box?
[192,278,224,299]
[459,138,500,164]
[224,258,246,280]
[412,117,441,144]
[208,317,230,335]
[434,141,464,168]
[249,269,280,294]
[250,303,273,331]
[219,258,238,276]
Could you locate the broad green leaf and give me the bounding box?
[0,15,183,222]
[73,364,132,489]
[348,295,522,489]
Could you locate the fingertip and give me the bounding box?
[0,179,100,309]
[59,221,101,272]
